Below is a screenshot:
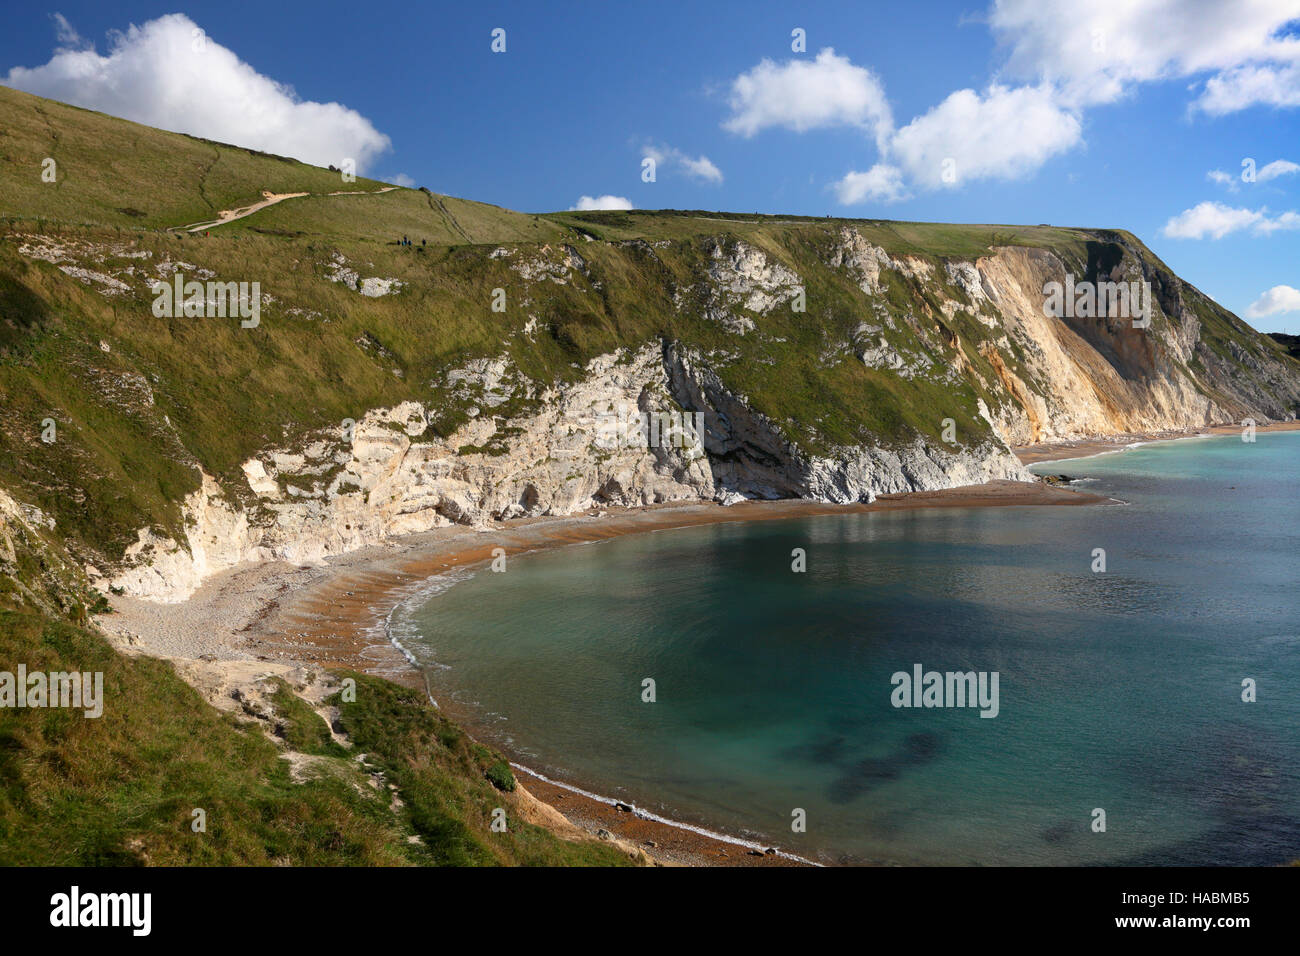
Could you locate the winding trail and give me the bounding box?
[173,185,399,233]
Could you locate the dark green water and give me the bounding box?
[394,432,1300,864]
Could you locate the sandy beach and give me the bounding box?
[1013,420,1300,465]
[103,479,1110,866]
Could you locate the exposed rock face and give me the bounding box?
[0,488,86,616]
[107,339,1032,602]
[110,346,712,600]
[695,238,807,334]
[326,251,404,297]
[21,226,1295,603]
[662,343,1025,501]
[830,227,893,295]
[707,239,803,313]
[969,240,1299,444]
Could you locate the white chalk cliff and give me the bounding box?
[74,229,1300,601]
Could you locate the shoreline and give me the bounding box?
[104,479,1109,866]
[1013,420,1300,465]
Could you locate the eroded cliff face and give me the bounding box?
[968,242,1297,444]
[104,339,1029,602]
[5,222,1297,604]
[823,227,1300,446]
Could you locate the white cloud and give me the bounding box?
[1255,210,1300,234]
[1162,202,1261,238]
[570,195,633,211]
[1195,63,1300,114]
[1247,284,1300,317]
[2,13,391,171]
[833,164,910,204]
[1161,201,1300,239]
[888,84,1081,189]
[1258,158,1300,181]
[679,154,723,184]
[723,50,1080,201]
[990,0,1300,112]
[723,4,1299,202]
[389,173,416,187]
[722,48,893,146]
[643,144,723,184]
[1207,169,1240,190]
[51,13,89,51]
[1207,158,1299,190]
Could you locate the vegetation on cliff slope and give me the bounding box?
[0,609,629,866]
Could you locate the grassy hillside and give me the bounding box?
[0,85,634,866]
[227,187,568,245]
[1269,332,1300,359]
[545,208,1098,258]
[0,83,389,229]
[0,83,558,244]
[0,608,631,866]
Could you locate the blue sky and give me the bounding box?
[3,1,1299,332]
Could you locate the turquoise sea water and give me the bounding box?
[394,432,1300,865]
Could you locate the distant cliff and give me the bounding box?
[1269,332,1300,359]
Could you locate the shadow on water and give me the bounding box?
[1040,819,1079,846]
[778,732,851,767]
[1107,726,1300,866]
[826,732,943,805]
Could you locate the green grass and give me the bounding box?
[0,609,630,866]
[542,208,1098,258]
[229,187,569,246]
[0,609,407,865]
[0,85,390,231]
[329,673,628,866]
[0,84,574,248]
[264,678,346,757]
